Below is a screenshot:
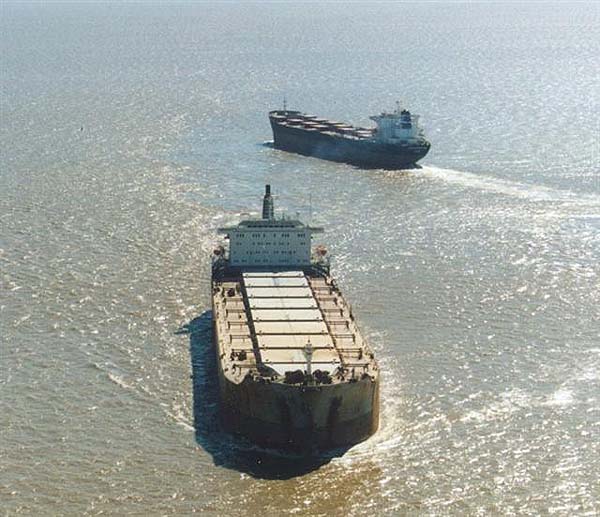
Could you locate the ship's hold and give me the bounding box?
[269,102,430,169]
[211,185,379,452]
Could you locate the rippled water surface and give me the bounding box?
[1,2,599,515]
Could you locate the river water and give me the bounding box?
[1,2,599,515]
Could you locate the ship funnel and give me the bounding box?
[262,184,274,220]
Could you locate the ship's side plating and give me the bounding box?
[211,186,379,451]
[269,105,430,168]
[217,369,379,450]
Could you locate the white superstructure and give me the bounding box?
[217,185,323,268]
[369,102,424,144]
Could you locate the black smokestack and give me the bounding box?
[262,184,274,220]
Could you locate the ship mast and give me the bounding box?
[304,339,313,378]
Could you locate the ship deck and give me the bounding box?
[269,110,375,141]
[213,270,376,384]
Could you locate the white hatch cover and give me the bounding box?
[248,297,318,309]
[254,320,329,335]
[245,286,313,298]
[240,271,343,375]
[242,271,304,278]
[243,276,308,288]
[251,309,323,322]
[257,334,333,349]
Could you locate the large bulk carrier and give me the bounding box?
[269,103,430,169]
[211,186,379,452]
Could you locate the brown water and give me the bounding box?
[1,2,599,515]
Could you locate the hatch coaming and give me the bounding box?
[212,270,378,386]
[270,110,375,142]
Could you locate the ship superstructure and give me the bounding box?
[211,185,379,451]
[269,102,430,169]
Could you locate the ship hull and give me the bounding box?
[214,336,380,451]
[270,117,429,169]
[211,276,380,453]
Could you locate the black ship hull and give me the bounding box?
[269,113,430,169]
[215,355,380,452]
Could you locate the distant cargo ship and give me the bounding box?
[269,102,430,169]
[211,185,379,452]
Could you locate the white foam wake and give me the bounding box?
[421,166,600,207]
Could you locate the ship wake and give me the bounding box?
[421,166,600,208]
